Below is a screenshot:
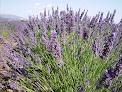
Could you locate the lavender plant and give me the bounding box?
[0,5,122,92]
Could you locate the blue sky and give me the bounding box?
[0,0,122,23]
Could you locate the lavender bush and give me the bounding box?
[0,5,122,92]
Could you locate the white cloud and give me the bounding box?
[45,4,52,8]
[34,3,40,7]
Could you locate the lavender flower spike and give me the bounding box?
[96,57,122,89]
[77,84,84,92]
[86,79,89,86]
[49,30,64,68]
[77,46,82,57]
[100,32,116,60]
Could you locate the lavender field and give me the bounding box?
[0,6,122,92]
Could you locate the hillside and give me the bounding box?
[0,14,27,20]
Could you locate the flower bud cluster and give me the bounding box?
[96,55,122,89]
[100,32,116,60]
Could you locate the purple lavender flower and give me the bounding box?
[80,10,85,19]
[83,65,87,74]
[120,80,122,83]
[96,57,122,89]
[100,32,116,60]
[118,86,122,92]
[89,17,95,28]
[8,80,23,90]
[99,12,103,23]
[17,68,28,77]
[92,43,97,57]
[47,30,64,68]
[82,28,89,42]
[0,83,4,90]
[77,46,82,57]
[77,84,84,92]
[103,82,110,88]
[110,10,116,23]
[86,79,89,86]
[104,11,110,23]
[0,35,4,44]
[0,6,121,91]
[47,64,50,73]
[56,60,64,68]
